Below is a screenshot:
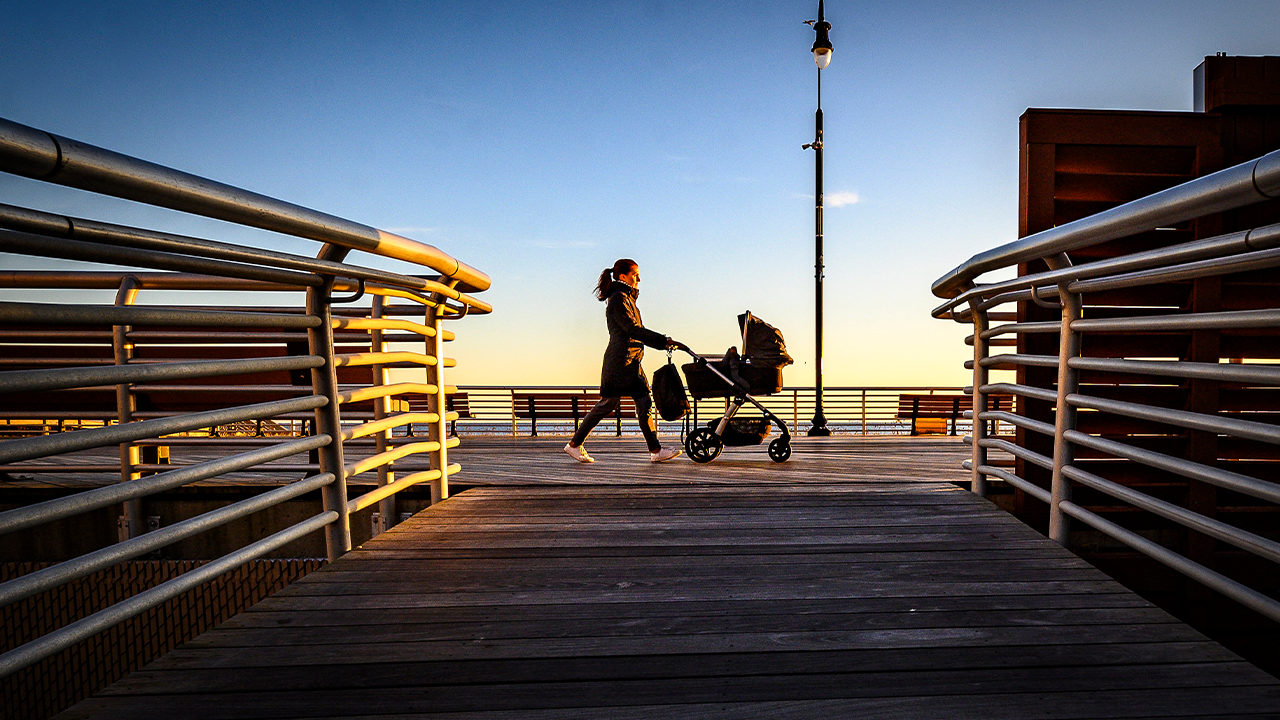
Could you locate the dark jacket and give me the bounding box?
[599,281,669,398]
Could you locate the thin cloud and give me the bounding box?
[826,191,860,207]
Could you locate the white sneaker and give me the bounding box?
[564,443,594,463]
[650,447,681,463]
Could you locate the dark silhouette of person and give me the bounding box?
[565,258,684,463]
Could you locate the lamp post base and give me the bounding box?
[807,415,831,437]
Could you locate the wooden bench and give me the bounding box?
[402,392,473,436]
[897,394,1013,436]
[512,392,637,437]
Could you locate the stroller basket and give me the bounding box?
[683,360,783,399]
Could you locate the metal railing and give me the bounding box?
[450,385,974,437]
[932,147,1280,623]
[0,117,491,678]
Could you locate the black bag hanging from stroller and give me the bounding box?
[652,355,689,422]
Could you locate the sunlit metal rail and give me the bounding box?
[0,117,492,678]
[932,147,1280,623]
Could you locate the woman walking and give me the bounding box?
[565,258,684,463]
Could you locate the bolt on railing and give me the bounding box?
[932,147,1280,624]
[0,117,492,678]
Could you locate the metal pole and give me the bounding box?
[371,296,395,534]
[809,66,830,436]
[112,276,144,539]
[861,389,867,436]
[306,269,351,560]
[1046,254,1081,545]
[968,300,990,498]
[425,289,453,505]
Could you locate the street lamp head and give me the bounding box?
[812,43,832,69]
[810,1,833,69]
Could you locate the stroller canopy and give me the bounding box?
[738,312,793,369]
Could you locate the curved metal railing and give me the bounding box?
[0,117,491,678]
[932,146,1280,625]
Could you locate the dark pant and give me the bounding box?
[570,393,660,452]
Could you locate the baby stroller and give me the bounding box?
[678,311,794,463]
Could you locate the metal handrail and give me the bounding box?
[932,147,1280,624]
[0,117,490,678]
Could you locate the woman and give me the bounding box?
[565,258,685,463]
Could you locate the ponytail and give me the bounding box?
[594,258,636,301]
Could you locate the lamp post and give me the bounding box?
[803,1,833,436]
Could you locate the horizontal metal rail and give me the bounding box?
[1067,356,1280,385]
[1067,393,1280,444]
[0,355,323,394]
[933,221,1280,317]
[0,396,327,464]
[1060,501,1280,625]
[0,435,331,534]
[0,301,320,328]
[0,472,335,607]
[1062,465,1280,564]
[0,202,449,295]
[0,227,323,287]
[1063,430,1280,504]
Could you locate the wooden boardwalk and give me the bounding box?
[448,436,973,486]
[62,481,1280,718]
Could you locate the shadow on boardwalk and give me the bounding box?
[62,482,1280,719]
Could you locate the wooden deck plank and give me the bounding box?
[59,483,1279,719]
[62,664,1280,719]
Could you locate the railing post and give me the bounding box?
[968,299,990,498]
[306,274,350,560]
[371,296,395,534]
[425,291,451,505]
[112,276,145,539]
[1046,253,1082,546]
[861,389,867,436]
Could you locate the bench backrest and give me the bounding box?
[897,394,1014,417]
[513,393,635,418]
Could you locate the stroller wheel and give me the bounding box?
[768,437,792,463]
[685,428,723,464]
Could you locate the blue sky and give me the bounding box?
[3,1,1279,386]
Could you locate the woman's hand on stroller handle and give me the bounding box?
[666,339,697,358]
